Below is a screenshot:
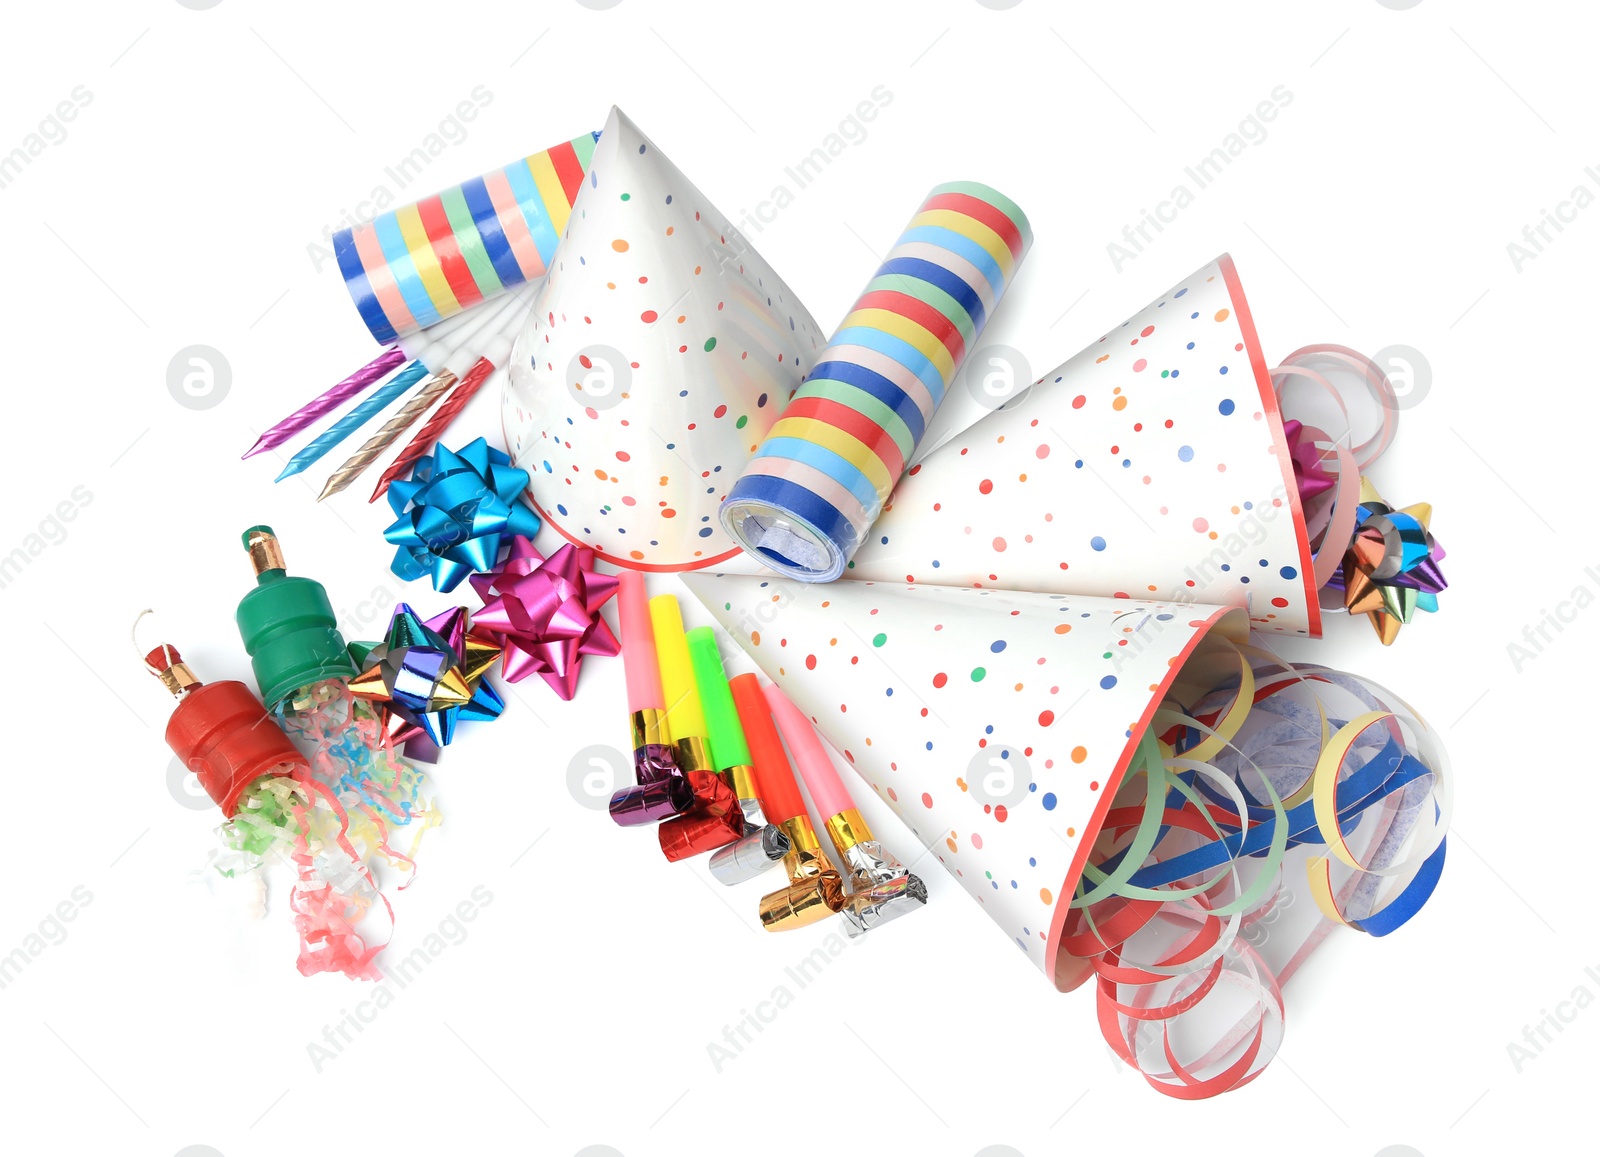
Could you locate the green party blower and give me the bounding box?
[688,628,790,884]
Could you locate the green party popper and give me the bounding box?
[687,627,790,884]
[236,526,358,713]
[233,525,439,902]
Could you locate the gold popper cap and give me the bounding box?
[243,525,286,575]
[146,646,201,698]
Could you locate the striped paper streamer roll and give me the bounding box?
[333,132,599,344]
[720,181,1030,582]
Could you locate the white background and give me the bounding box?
[0,1,1589,1154]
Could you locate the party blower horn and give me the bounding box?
[720,180,1031,583]
[686,571,1451,1096]
[608,571,695,825]
[332,131,600,344]
[271,308,483,482]
[764,684,926,936]
[846,255,1444,644]
[652,595,743,859]
[501,105,826,572]
[728,674,845,930]
[686,628,790,884]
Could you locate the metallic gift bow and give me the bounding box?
[348,604,504,762]
[383,437,541,593]
[1331,478,1446,645]
[469,536,621,701]
[1284,419,1337,505]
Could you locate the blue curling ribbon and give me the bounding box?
[1095,733,1446,939]
[383,436,541,592]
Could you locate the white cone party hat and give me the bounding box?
[502,106,825,572]
[845,255,1325,636]
[681,570,1248,989]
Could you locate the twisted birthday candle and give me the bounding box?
[274,309,480,482]
[367,299,525,502]
[318,296,523,501]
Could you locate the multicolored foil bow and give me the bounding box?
[468,536,621,701]
[348,604,504,762]
[1330,478,1446,645]
[383,437,542,593]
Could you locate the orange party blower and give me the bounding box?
[730,673,843,930]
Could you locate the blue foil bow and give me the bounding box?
[384,437,542,592]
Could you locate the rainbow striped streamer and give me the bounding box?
[721,181,1030,582]
[333,132,599,344]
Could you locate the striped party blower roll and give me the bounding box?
[333,132,599,344]
[720,181,1030,582]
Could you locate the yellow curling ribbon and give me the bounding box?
[1310,711,1392,872]
[1154,646,1255,765]
[907,209,1016,278]
[1305,708,1444,925]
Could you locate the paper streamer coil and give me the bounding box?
[721,182,1031,582]
[333,133,599,344]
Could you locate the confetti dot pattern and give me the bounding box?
[502,108,823,572]
[682,570,1248,988]
[848,255,1319,636]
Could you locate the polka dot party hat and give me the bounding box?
[502,105,825,573]
[680,569,1248,989]
[846,255,1324,636]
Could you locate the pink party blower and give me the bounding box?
[607,573,694,825]
[765,684,927,937]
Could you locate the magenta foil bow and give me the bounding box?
[468,536,621,700]
[1284,419,1337,505]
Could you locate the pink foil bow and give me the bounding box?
[469,536,621,700]
[1283,419,1337,505]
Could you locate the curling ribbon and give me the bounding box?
[721,181,1030,582]
[469,536,621,700]
[383,436,542,593]
[1271,347,1446,644]
[1065,638,1450,1097]
[143,633,401,980]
